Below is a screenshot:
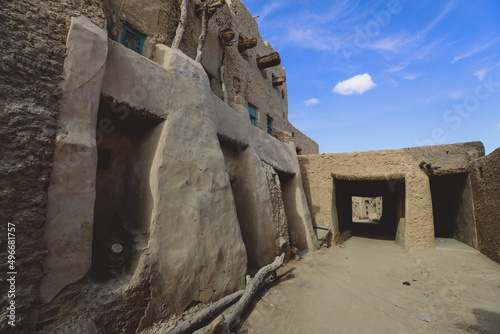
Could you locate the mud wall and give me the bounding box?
[101,0,318,154]
[1,0,317,330]
[219,142,276,270]
[263,163,292,259]
[33,19,318,332]
[299,142,484,250]
[0,1,105,332]
[469,148,500,263]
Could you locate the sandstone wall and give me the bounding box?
[469,148,500,263]
[299,142,484,250]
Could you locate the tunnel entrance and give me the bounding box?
[429,172,477,248]
[334,178,405,244]
[91,96,164,282]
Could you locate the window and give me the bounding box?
[120,26,145,55]
[267,115,273,135]
[248,104,257,125]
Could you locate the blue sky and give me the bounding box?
[243,0,500,154]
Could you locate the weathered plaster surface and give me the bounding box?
[263,162,292,259]
[0,0,106,330]
[469,148,500,263]
[38,20,318,331]
[41,16,108,303]
[101,0,318,153]
[455,175,477,248]
[299,142,485,249]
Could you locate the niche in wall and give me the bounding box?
[430,172,476,248]
[91,96,164,282]
[218,134,260,271]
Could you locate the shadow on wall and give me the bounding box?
[278,172,309,251]
[455,308,500,333]
[295,158,316,224]
[91,96,164,282]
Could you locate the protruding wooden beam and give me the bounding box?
[220,28,235,45]
[238,37,257,52]
[172,0,188,49]
[195,0,224,16]
[272,76,286,87]
[257,52,281,70]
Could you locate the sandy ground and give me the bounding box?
[239,237,500,334]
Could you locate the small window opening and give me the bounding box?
[352,196,383,223]
[120,26,145,55]
[248,104,257,126]
[267,115,273,135]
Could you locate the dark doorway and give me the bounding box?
[91,96,163,282]
[429,172,476,247]
[334,178,405,242]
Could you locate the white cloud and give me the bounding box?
[285,27,341,52]
[452,37,500,64]
[304,98,320,106]
[367,36,407,54]
[257,2,285,20]
[498,123,500,129]
[474,61,500,81]
[412,0,456,42]
[474,69,488,81]
[388,61,411,73]
[403,73,418,80]
[448,91,465,100]
[368,1,455,56]
[333,73,376,95]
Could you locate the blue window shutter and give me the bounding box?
[248,104,257,126]
[120,26,145,55]
[267,115,273,135]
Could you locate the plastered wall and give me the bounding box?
[299,142,484,250]
[469,148,500,263]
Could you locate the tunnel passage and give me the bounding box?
[334,177,405,243]
[430,172,477,248]
[91,96,164,282]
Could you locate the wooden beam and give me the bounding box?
[257,52,281,70]
[161,290,244,334]
[220,28,235,45]
[238,37,257,52]
[272,76,286,87]
[195,0,224,16]
[172,0,188,49]
[220,253,285,331]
